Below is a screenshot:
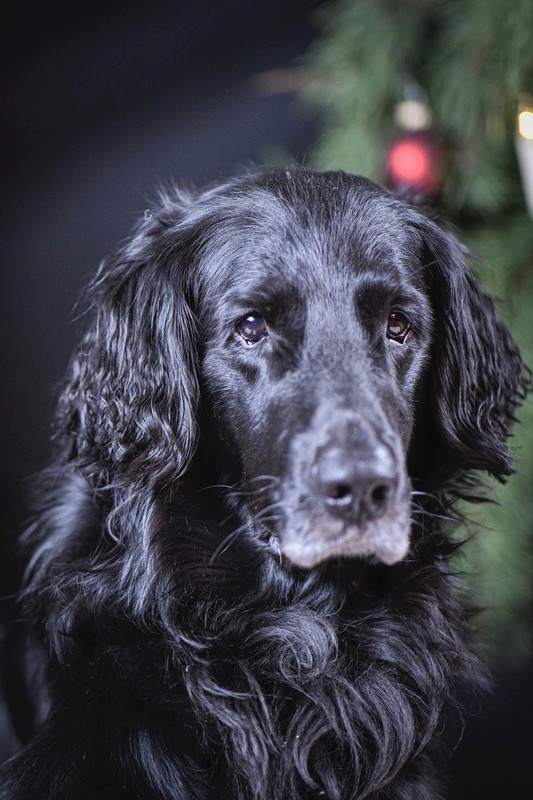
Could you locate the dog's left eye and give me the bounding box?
[236,314,269,345]
[386,310,411,343]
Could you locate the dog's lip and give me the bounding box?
[277,511,411,568]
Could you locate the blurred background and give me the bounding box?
[1,0,532,795]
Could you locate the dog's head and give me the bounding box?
[67,168,528,570]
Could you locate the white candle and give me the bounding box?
[516,109,533,219]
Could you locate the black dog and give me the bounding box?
[0,168,529,799]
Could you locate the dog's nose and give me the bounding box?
[315,447,396,523]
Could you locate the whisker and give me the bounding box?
[411,508,457,524]
[224,475,280,500]
[209,526,247,563]
[410,490,458,525]
[197,482,241,493]
[209,497,285,564]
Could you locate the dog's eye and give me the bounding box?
[386,310,411,343]
[236,314,268,345]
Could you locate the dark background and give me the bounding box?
[1,1,531,795]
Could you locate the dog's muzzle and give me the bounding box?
[277,408,411,568]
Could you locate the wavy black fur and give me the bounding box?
[0,168,529,799]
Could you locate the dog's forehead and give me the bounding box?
[199,176,422,295]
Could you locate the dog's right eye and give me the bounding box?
[236,314,269,345]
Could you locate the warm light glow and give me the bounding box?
[388,140,430,182]
[386,132,443,199]
[518,110,533,140]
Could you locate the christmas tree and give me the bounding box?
[299,0,533,667]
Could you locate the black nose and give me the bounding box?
[315,446,396,523]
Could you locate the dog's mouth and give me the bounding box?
[276,505,412,568]
[246,407,412,569]
[263,455,412,568]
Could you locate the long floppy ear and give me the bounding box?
[410,212,530,480]
[58,190,201,494]
[18,193,206,639]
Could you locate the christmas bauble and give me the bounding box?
[386,130,443,203]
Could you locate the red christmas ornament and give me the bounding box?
[386,130,444,203]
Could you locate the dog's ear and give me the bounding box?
[409,211,529,480]
[59,189,202,491]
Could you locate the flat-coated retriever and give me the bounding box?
[0,168,529,799]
